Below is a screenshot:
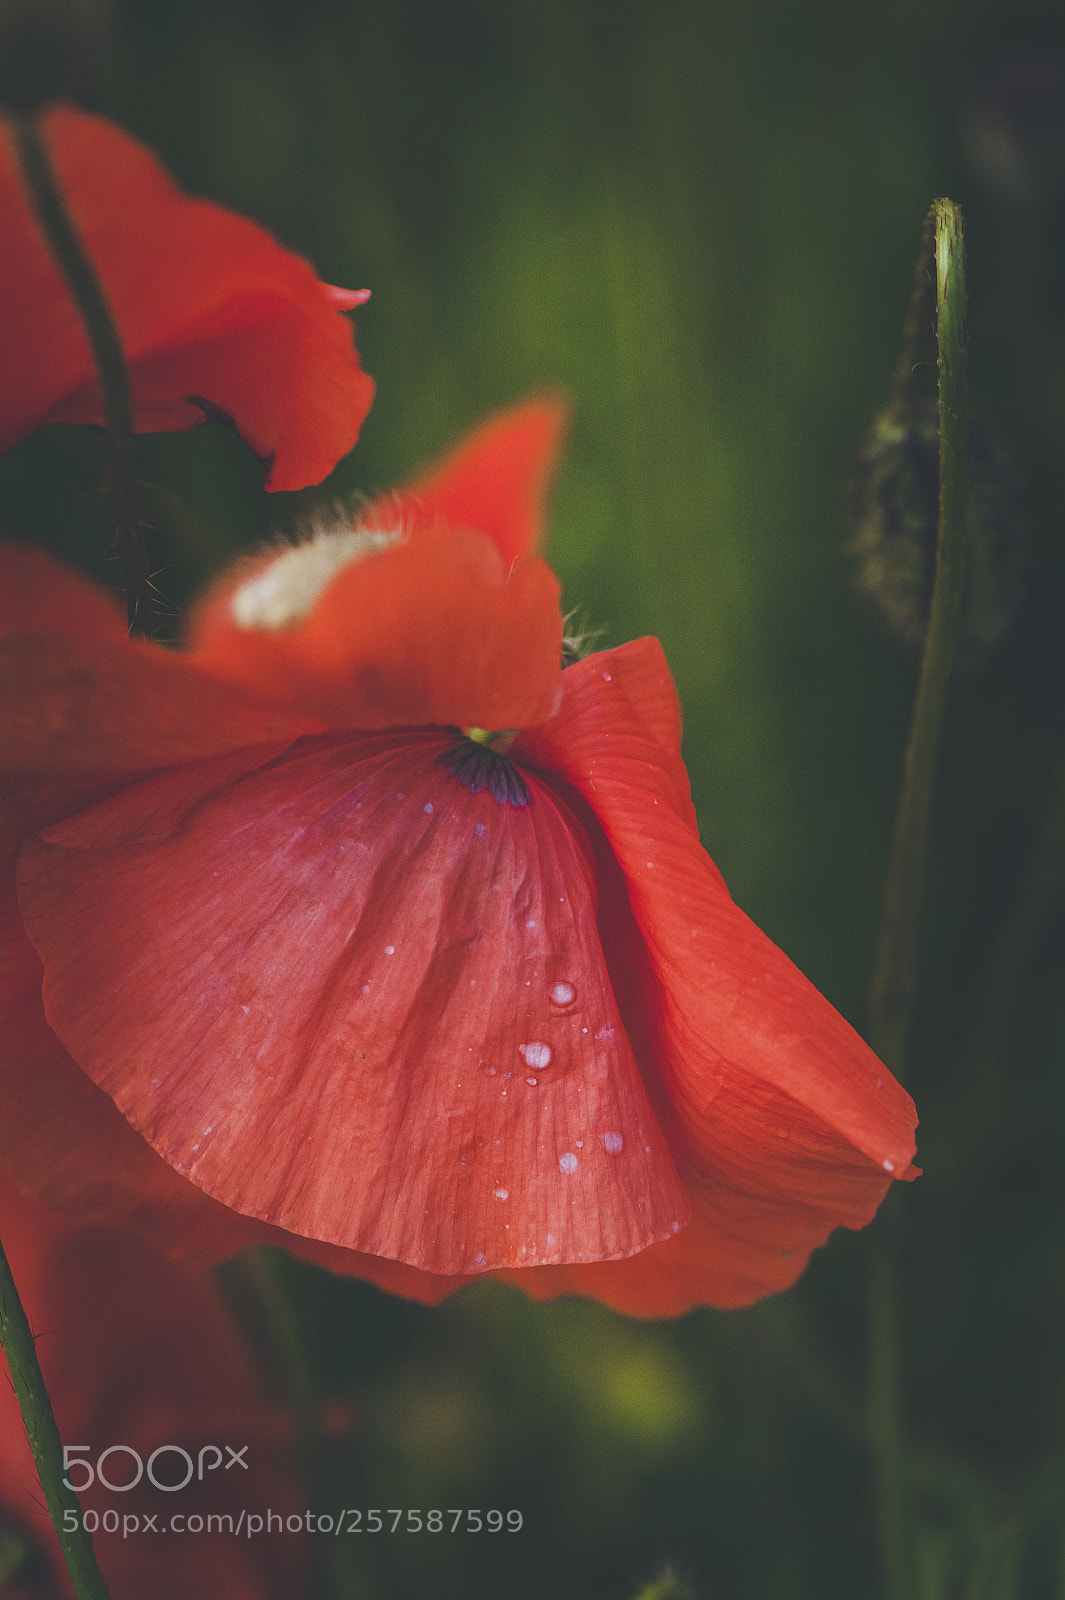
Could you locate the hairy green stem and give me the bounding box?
[13,112,153,637]
[868,199,969,1081]
[865,199,969,1600]
[0,1229,112,1599]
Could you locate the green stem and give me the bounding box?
[12,112,153,638]
[0,1229,112,1600]
[865,200,969,1600]
[868,199,969,1082]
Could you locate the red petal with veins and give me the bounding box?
[508,638,918,1306]
[18,730,688,1273]
[0,105,373,488]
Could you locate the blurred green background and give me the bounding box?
[6,0,1065,1594]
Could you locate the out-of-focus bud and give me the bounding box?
[850,403,1023,670]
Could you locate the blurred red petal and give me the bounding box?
[188,527,562,732]
[186,404,566,730]
[0,1179,309,1600]
[18,730,688,1273]
[0,546,321,774]
[0,105,372,488]
[405,396,569,563]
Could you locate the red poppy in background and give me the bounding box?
[0,1175,308,1600]
[0,104,373,488]
[1,402,918,1317]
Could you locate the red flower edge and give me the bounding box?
[0,104,374,489]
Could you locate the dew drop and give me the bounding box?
[361,984,370,994]
[526,1076,538,1086]
[484,1067,496,1077]
[595,1026,616,1044]
[602,671,613,681]
[545,1233,556,1246]
[474,1252,487,1268]
[525,919,538,930]
[423,802,434,815]
[550,980,576,1006]
[602,1131,624,1154]
[493,1186,509,1201]
[396,791,406,801]
[241,1004,250,1015]
[474,822,487,837]
[882,1158,895,1173]
[384,944,395,955]
[670,1220,682,1233]
[520,1041,552,1070]
[575,1140,583,1149]
[558,1152,578,1174]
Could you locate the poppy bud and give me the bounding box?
[850,405,1023,669]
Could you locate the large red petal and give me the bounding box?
[511,640,918,1303]
[18,731,687,1273]
[0,905,462,1304]
[0,546,321,773]
[0,106,372,488]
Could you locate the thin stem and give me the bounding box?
[12,112,153,637]
[865,200,969,1600]
[0,1229,112,1600]
[868,199,969,1081]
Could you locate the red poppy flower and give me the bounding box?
[1,401,918,1317]
[0,104,373,488]
[0,1175,308,1600]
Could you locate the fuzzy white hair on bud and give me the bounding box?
[231,523,403,630]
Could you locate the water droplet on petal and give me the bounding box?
[484,1067,497,1077]
[396,791,406,801]
[519,1041,553,1070]
[549,981,576,1006]
[882,1158,895,1172]
[526,1076,538,1086]
[423,802,434,814]
[558,1152,578,1174]
[595,1026,616,1044]
[602,1131,624,1154]
[384,944,395,955]
[670,1220,682,1233]
[474,822,487,837]
[493,1186,509,1200]
[602,672,612,681]
[474,1252,487,1268]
